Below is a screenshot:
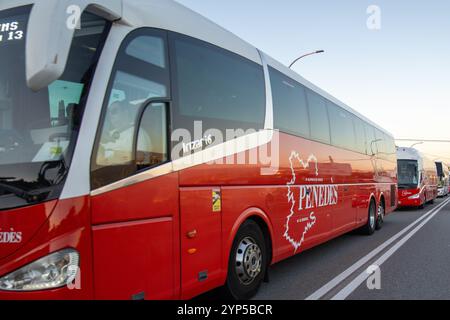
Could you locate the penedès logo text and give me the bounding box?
[0,228,22,244]
[284,151,338,253]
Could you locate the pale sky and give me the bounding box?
[175,0,450,162]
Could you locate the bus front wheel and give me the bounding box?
[225,220,267,300]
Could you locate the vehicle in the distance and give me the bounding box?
[447,166,450,194]
[435,161,449,197]
[0,0,397,300]
[397,147,438,208]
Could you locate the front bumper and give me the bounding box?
[0,196,93,300]
[398,197,422,208]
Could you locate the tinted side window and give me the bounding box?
[125,35,166,68]
[306,90,330,144]
[269,67,310,138]
[376,131,396,161]
[91,29,170,189]
[365,124,377,155]
[375,129,386,159]
[328,102,356,151]
[354,117,367,154]
[171,33,265,146]
[384,134,397,162]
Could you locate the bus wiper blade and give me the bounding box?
[0,182,50,204]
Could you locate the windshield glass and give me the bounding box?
[398,160,419,189]
[0,6,109,210]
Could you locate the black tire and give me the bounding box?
[224,220,267,300]
[361,200,377,235]
[418,195,425,209]
[375,201,385,231]
[428,198,435,204]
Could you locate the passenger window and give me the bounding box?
[376,129,387,159]
[171,33,265,146]
[328,102,356,151]
[92,29,170,189]
[365,124,377,155]
[384,134,396,162]
[126,36,166,68]
[97,71,167,167]
[353,118,367,154]
[270,67,310,138]
[306,90,330,144]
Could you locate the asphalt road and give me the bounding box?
[196,197,450,300]
[252,196,450,300]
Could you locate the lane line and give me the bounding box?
[331,198,450,300]
[306,198,450,300]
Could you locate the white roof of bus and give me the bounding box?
[122,0,261,64]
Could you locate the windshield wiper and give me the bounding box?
[0,161,67,205]
[0,181,50,204]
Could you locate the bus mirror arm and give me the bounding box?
[132,98,172,165]
[134,98,172,124]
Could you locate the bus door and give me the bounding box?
[89,28,179,300]
[179,187,223,299]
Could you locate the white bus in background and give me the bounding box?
[435,161,449,197]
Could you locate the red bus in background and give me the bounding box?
[397,147,438,209]
[0,0,397,300]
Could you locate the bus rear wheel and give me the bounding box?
[361,200,377,235]
[225,220,267,300]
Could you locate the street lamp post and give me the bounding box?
[410,142,424,148]
[289,50,325,69]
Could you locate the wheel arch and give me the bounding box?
[369,192,377,207]
[379,192,386,208]
[224,207,274,277]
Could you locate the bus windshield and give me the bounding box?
[398,159,419,189]
[0,6,109,210]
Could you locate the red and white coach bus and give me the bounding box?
[0,0,397,300]
[397,147,438,208]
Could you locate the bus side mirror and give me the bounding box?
[26,0,122,91]
[134,100,170,171]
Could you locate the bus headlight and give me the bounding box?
[0,249,79,291]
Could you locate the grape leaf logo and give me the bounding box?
[284,151,319,253]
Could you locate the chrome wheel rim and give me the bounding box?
[378,205,385,224]
[235,237,262,285]
[369,205,376,230]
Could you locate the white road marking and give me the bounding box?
[306,197,450,300]
[332,197,450,300]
